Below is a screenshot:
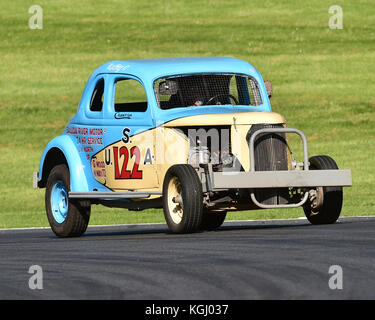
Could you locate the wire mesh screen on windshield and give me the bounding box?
[154,74,262,109]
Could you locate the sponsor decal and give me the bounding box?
[66,126,104,161]
[92,157,106,178]
[115,112,132,119]
[107,63,130,73]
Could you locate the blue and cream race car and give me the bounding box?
[34,57,352,237]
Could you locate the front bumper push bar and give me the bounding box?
[212,127,352,209]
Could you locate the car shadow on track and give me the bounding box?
[80,220,315,238]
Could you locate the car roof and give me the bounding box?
[91,57,260,82]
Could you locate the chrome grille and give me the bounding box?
[246,124,289,205]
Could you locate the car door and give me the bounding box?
[91,75,159,191]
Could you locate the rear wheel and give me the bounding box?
[45,164,90,237]
[303,155,343,224]
[162,164,203,233]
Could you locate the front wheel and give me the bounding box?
[45,164,90,237]
[303,155,343,225]
[162,164,203,233]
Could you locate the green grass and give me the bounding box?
[0,0,374,228]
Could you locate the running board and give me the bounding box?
[69,191,162,199]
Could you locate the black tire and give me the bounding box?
[303,155,343,225]
[201,211,227,231]
[162,164,203,233]
[45,164,90,237]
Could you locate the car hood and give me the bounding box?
[163,111,286,127]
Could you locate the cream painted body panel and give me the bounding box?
[165,112,286,127]
[231,124,252,171]
[154,126,189,191]
[91,129,159,191]
[165,111,287,172]
[92,112,287,195]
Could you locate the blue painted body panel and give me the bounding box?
[38,135,111,192]
[38,57,272,192]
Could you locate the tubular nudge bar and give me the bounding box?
[212,127,352,209]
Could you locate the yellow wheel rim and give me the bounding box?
[167,176,183,224]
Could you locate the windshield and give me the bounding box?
[154,73,263,110]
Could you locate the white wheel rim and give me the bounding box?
[167,176,183,224]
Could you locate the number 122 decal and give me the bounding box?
[113,146,143,179]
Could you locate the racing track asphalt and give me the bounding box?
[0,217,374,300]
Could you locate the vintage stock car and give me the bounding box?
[34,57,352,237]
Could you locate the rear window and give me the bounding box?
[154,73,262,110]
[90,78,104,112]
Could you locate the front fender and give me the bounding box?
[38,135,89,192]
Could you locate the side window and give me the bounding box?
[90,78,104,112]
[114,79,147,112]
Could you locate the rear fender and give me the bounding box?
[38,135,89,192]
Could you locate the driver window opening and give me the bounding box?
[114,78,148,112]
